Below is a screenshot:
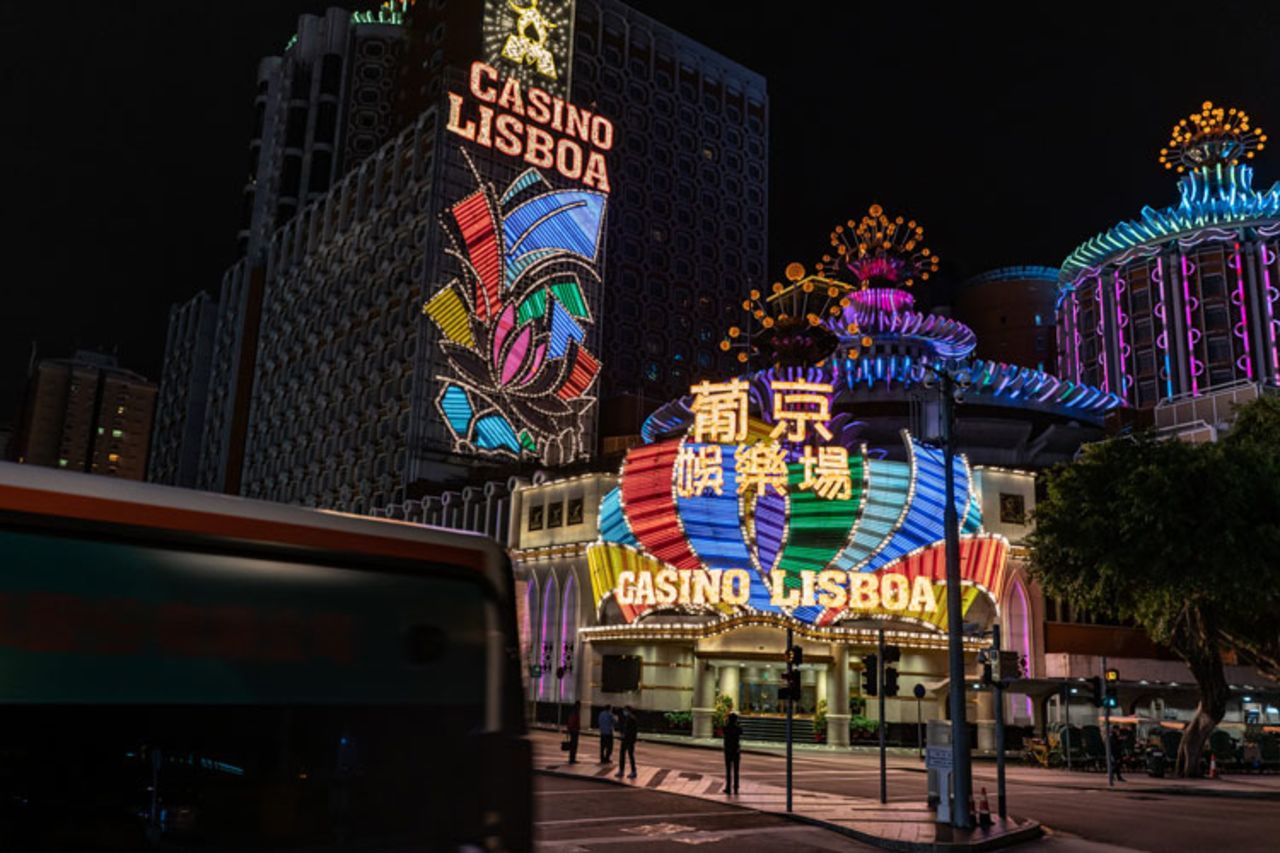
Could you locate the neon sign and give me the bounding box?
[424,159,606,463]
[587,373,1009,630]
[614,568,939,614]
[447,61,612,192]
[484,0,574,98]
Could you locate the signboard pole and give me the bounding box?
[878,627,887,804]
[786,626,794,813]
[941,374,973,828]
[1103,655,1113,788]
[993,624,1007,820]
[916,683,925,760]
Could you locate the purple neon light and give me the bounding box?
[753,492,787,575]
[1153,257,1174,399]
[539,576,557,699]
[1233,243,1254,380]
[1114,270,1133,400]
[1181,255,1200,396]
[1261,243,1280,382]
[1071,293,1083,381]
[1012,579,1034,719]
[1094,276,1109,394]
[851,287,915,313]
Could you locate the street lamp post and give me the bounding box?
[922,364,973,829]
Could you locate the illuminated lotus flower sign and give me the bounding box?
[587,370,1007,630]
[424,156,606,464]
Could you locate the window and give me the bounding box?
[111,429,123,439]
[547,501,564,529]
[567,497,584,526]
[999,493,1026,524]
[116,406,125,415]
[527,504,543,531]
[107,453,121,464]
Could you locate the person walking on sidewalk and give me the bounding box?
[722,712,742,794]
[1108,726,1125,782]
[565,701,581,764]
[616,705,638,779]
[598,704,616,763]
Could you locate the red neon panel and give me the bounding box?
[619,441,701,571]
[451,191,502,322]
[556,347,600,400]
[814,536,1008,626]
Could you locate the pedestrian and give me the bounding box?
[598,704,615,763]
[1108,726,1125,781]
[616,705,638,779]
[565,701,581,764]
[722,712,742,795]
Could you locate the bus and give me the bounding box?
[0,462,530,851]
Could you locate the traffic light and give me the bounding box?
[1088,675,1103,707]
[1104,668,1119,708]
[882,644,901,665]
[883,666,900,697]
[785,645,804,667]
[778,670,802,702]
[861,654,878,696]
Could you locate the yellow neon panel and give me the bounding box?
[424,286,474,347]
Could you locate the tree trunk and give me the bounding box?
[1173,608,1229,778]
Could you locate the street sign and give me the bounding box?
[926,746,953,770]
[913,683,926,699]
[992,650,1021,682]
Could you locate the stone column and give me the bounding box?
[816,666,828,707]
[719,665,741,715]
[827,643,850,747]
[577,638,594,718]
[692,659,716,738]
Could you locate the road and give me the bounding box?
[535,773,878,852]
[532,732,1280,852]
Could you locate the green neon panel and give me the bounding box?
[774,452,866,588]
[516,289,548,325]
[550,280,590,319]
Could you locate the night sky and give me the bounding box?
[3,1,1278,420]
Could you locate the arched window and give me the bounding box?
[539,573,559,702]
[1005,578,1034,724]
[559,573,579,703]
[522,573,540,677]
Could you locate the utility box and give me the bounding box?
[925,720,953,823]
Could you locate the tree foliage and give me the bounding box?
[1028,395,1280,777]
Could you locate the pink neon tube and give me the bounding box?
[1181,255,1199,397]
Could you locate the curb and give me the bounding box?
[534,765,1044,852]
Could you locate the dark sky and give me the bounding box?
[3,1,1278,421]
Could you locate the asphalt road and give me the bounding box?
[535,773,878,852]
[533,733,1280,852]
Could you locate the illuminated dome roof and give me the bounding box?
[1062,101,1280,284]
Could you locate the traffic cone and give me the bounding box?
[977,787,994,828]
[1208,752,1218,779]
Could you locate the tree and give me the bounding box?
[1028,396,1280,777]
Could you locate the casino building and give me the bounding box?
[1056,101,1280,409]
[506,208,1129,744]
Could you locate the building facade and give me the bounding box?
[952,266,1059,372]
[239,5,409,261]
[148,292,217,487]
[1056,102,1280,408]
[154,0,768,511]
[12,351,157,481]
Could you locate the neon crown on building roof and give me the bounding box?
[1060,101,1278,286]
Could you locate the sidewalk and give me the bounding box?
[531,732,1040,852]
[534,724,1280,800]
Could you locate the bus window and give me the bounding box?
[0,524,528,851]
